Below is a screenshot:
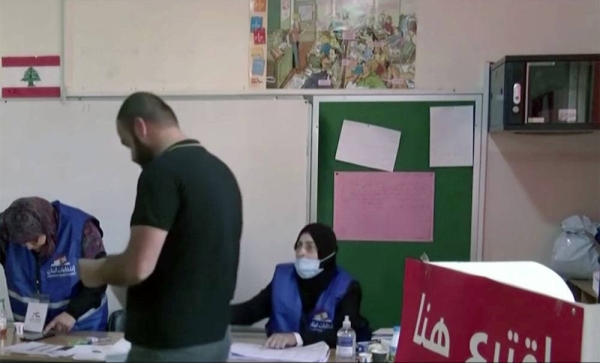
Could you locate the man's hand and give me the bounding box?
[44,312,76,334]
[78,258,106,288]
[265,333,298,349]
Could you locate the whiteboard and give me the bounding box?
[64,0,249,94]
[0,98,310,316]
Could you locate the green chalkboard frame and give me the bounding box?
[309,95,484,328]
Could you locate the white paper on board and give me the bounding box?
[429,106,474,167]
[335,120,401,172]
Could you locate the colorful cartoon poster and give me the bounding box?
[249,0,417,90]
[248,0,268,88]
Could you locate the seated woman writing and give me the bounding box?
[0,197,108,333]
[231,223,372,349]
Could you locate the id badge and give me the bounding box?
[24,299,49,333]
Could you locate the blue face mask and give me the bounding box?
[294,253,335,279]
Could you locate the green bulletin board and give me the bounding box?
[316,100,476,329]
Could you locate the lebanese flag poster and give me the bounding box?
[1,55,61,98]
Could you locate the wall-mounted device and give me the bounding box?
[489,54,600,132]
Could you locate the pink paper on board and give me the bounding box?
[333,172,435,242]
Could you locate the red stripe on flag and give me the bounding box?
[1,56,61,67]
[2,87,61,98]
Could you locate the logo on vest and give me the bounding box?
[309,311,334,331]
[47,255,76,278]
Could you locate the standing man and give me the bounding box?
[78,92,243,362]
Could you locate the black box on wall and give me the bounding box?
[489,54,600,133]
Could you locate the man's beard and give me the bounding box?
[133,137,155,167]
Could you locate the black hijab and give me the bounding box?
[295,223,338,313]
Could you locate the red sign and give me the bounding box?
[396,259,584,362]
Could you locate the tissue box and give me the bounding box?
[593,270,599,297]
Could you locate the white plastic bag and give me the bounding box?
[550,215,600,279]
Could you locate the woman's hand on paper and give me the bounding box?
[265,333,298,349]
[44,312,76,334]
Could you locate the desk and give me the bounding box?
[0,330,123,362]
[226,330,338,363]
[0,329,337,362]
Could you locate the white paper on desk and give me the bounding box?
[46,346,77,357]
[24,302,48,333]
[3,342,46,353]
[429,106,474,167]
[4,342,69,356]
[373,327,394,336]
[105,338,132,362]
[230,341,330,362]
[66,345,111,361]
[335,120,401,172]
[63,339,131,362]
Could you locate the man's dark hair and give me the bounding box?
[117,92,178,131]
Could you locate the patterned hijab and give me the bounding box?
[0,197,57,256]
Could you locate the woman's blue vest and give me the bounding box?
[267,263,354,336]
[5,201,108,331]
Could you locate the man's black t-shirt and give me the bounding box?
[125,139,242,349]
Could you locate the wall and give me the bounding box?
[0,0,598,290]
[417,0,600,90]
[0,98,310,318]
[484,133,600,264]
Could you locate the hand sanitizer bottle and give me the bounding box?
[336,315,356,360]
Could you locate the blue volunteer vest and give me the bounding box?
[267,263,353,336]
[5,201,108,331]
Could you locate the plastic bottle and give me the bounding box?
[389,326,401,361]
[0,298,7,338]
[336,315,356,360]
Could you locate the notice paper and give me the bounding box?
[429,106,474,167]
[334,172,435,241]
[229,341,330,362]
[335,120,401,172]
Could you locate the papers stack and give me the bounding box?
[229,341,330,362]
[3,338,131,362]
[373,328,394,339]
[3,342,74,358]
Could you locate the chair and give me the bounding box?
[107,309,126,332]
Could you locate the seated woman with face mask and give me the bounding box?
[231,223,371,349]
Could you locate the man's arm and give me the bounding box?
[231,283,273,325]
[65,220,107,319]
[79,164,179,288]
[92,225,168,286]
